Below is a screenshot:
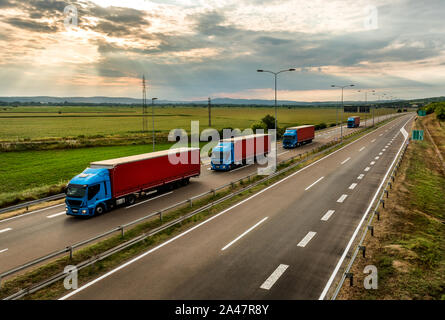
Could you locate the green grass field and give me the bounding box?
[0,106,391,140]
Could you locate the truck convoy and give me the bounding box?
[211,134,271,171]
[282,125,315,149]
[347,116,360,128]
[65,148,200,217]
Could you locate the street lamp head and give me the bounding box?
[152,97,158,101]
[350,84,355,87]
[289,68,296,71]
[257,69,264,72]
[331,85,336,87]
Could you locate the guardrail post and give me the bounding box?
[359,245,366,258]
[0,275,2,289]
[159,210,163,222]
[385,190,389,198]
[230,182,234,189]
[368,225,374,236]
[380,199,385,208]
[391,175,395,182]
[389,182,392,189]
[376,210,380,221]
[119,226,124,238]
[345,272,354,286]
[189,199,192,207]
[67,246,73,260]
[211,189,216,197]
[26,206,29,211]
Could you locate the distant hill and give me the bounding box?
[0,95,441,106]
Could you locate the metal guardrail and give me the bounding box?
[330,130,410,299]
[0,114,401,299]
[0,193,65,215]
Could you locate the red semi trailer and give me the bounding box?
[210,134,271,171]
[65,148,200,216]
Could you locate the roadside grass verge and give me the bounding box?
[337,115,445,300]
[0,116,400,300]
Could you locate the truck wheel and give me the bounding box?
[182,178,190,186]
[126,195,136,206]
[95,204,105,215]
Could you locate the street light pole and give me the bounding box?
[151,97,158,152]
[358,89,375,128]
[331,84,354,141]
[257,68,296,160]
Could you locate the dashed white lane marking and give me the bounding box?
[0,228,12,234]
[371,139,376,142]
[297,231,317,247]
[260,264,289,290]
[359,147,365,152]
[379,134,383,136]
[357,174,365,180]
[341,157,351,165]
[375,156,380,160]
[47,211,66,218]
[125,191,173,209]
[379,152,383,155]
[305,177,325,191]
[0,248,8,254]
[370,161,376,165]
[321,210,335,221]
[364,167,370,172]
[278,151,290,156]
[349,183,358,190]
[337,194,348,203]
[221,217,268,251]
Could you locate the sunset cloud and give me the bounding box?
[0,0,444,101]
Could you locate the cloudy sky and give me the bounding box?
[0,0,444,101]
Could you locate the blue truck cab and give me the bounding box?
[65,168,112,217]
[347,117,359,128]
[211,142,234,171]
[282,129,298,148]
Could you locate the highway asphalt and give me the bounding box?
[0,114,398,275]
[58,113,413,300]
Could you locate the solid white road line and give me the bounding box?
[341,157,351,165]
[0,248,8,254]
[319,115,413,300]
[371,139,376,142]
[297,231,317,247]
[47,211,66,219]
[277,151,290,156]
[60,117,400,300]
[125,191,173,209]
[321,210,335,222]
[230,164,252,173]
[337,194,348,203]
[359,147,365,152]
[0,228,12,234]
[305,177,324,191]
[260,264,289,290]
[364,167,370,172]
[221,217,268,251]
[357,174,365,180]
[349,183,357,190]
[0,203,66,224]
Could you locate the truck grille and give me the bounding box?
[67,199,82,207]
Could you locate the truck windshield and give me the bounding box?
[283,136,294,142]
[66,185,86,198]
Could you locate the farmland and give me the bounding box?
[0,106,391,140]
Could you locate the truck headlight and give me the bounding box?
[82,209,87,214]
[66,207,68,212]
